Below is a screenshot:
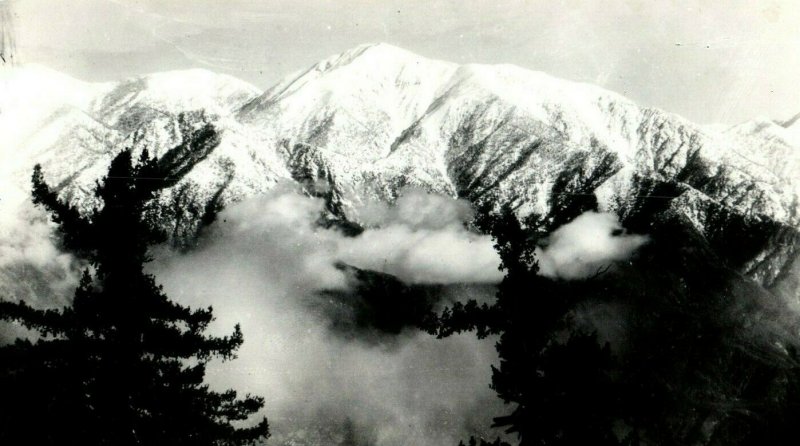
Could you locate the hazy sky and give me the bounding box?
[5,0,800,124]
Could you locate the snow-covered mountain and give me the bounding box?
[2,43,799,299]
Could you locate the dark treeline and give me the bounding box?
[429,200,800,446]
[0,148,268,445]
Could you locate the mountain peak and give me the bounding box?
[339,42,417,60]
[94,68,262,122]
[239,43,457,120]
[311,42,455,75]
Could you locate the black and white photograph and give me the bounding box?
[1,1,800,445]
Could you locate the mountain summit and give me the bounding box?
[1,43,799,299]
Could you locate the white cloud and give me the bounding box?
[536,212,648,279]
[149,186,503,444]
[343,190,502,284]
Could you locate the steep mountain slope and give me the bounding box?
[240,44,799,303]
[235,44,798,229]
[1,43,799,298]
[1,65,295,239]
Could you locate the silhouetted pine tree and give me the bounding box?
[434,204,621,446]
[0,149,268,445]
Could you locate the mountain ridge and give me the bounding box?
[1,43,799,300]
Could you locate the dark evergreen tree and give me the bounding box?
[433,204,621,446]
[0,149,268,445]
